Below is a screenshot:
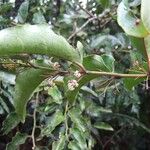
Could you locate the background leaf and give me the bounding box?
[17,1,29,23]
[6,132,28,150]
[2,112,20,135]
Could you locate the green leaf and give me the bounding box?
[117,1,148,37]
[77,41,84,63]
[124,63,147,90]
[41,110,64,136]
[124,76,145,90]
[141,0,150,33]
[110,113,150,133]
[144,35,150,58]
[66,55,114,102]
[68,108,87,132]
[17,1,29,23]
[48,85,62,104]
[32,11,46,24]
[130,36,146,58]
[91,35,121,50]
[68,140,81,150]
[6,132,28,150]
[83,54,114,72]
[86,101,112,117]
[66,74,99,103]
[14,68,53,122]
[0,3,12,15]
[0,97,10,113]
[97,0,110,8]
[2,112,20,135]
[81,86,98,97]
[130,51,143,65]
[0,24,81,63]
[0,71,15,85]
[37,102,58,114]
[52,134,66,150]
[70,128,87,150]
[93,122,114,131]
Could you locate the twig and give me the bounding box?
[103,125,126,149]
[64,101,69,141]
[78,2,94,18]
[86,70,148,78]
[31,92,39,150]
[67,17,96,41]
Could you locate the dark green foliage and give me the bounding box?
[0,0,150,150]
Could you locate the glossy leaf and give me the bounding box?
[48,86,62,104]
[0,71,15,85]
[70,128,87,150]
[144,35,150,58]
[117,1,148,37]
[83,54,114,72]
[66,74,99,103]
[52,134,66,150]
[0,24,81,63]
[41,110,64,136]
[141,0,150,33]
[66,54,114,102]
[68,140,81,150]
[93,122,114,131]
[6,132,28,150]
[77,41,84,63]
[0,97,10,113]
[68,108,87,132]
[2,112,20,134]
[14,68,53,122]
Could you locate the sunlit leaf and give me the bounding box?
[141,0,150,33]
[83,54,114,72]
[117,1,148,37]
[93,122,114,131]
[0,24,81,63]
[68,140,81,150]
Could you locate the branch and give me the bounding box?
[86,70,148,78]
[31,92,39,150]
[78,2,94,18]
[67,17,96,41]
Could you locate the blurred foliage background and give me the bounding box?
[0,0,150,150]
